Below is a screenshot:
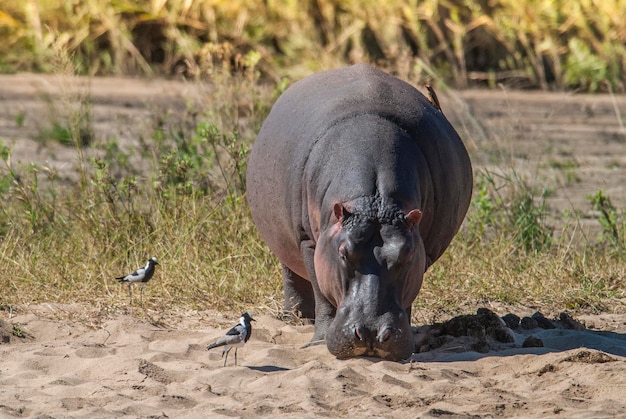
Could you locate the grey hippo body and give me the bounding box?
[246,64,472,361]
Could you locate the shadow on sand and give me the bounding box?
[409,308,626,362]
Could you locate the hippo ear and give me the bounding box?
[405,209,422,229]
[333,203,351,222]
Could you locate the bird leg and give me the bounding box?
[222,348,230,367]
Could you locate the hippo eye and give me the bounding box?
[339,245,348,261]
[338,243,351,262]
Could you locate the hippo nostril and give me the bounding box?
[378,327,393,343]
[354,325,365,341]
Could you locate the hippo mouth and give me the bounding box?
[340,345,392,360]
[325,315,415,361]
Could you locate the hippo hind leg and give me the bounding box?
[282,263,315,322]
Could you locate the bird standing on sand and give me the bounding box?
[207,312,255,367]
[115,257,158,304]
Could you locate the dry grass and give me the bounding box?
[0,53,282,317]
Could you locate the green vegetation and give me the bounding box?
[421,170,625,316]
[1,0,625,91]
[587,190,625,251]
[11,323,25,338]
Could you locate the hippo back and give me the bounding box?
[247,64,472,274]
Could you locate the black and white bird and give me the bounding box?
[207,312,255,367]
[115,257,159,304]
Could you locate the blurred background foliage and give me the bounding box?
[0,0,624,92]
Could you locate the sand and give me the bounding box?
[1,304,625,418]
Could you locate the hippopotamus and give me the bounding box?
[246,64,472,361]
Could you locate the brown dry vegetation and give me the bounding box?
[1,0,625,91]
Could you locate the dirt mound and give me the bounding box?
[412,308,626,363]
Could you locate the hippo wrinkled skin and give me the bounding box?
[246,64,472,361]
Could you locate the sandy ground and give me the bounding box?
[1,74,626,418]
[1,304,626,418]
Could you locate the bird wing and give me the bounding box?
[116,267,146,282]
[225,324,245,337]
[208,332,244,350]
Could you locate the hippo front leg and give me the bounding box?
[282,263,315,320]
[301,241,335,345]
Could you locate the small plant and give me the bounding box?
[14,111,25,128]
[464,169,551,254]
[11,323,25,338]
[0,142,59,233]
[195,120,248,194]
[154,117,249,197]
[466,171,497,241]
[510,188,551,254]
[38,122,73,145]
[101,138,133,174]
[0,142,14,195]
[588,190,624,249]
[549,158,580,185]
[38,114,94,147]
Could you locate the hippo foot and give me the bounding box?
[281,312,314,326]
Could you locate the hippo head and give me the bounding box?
[314,197,425,361]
